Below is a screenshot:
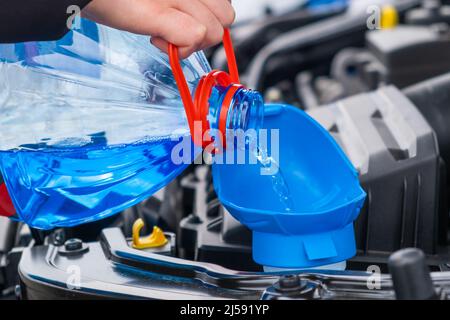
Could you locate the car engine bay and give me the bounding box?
[1,0,450,300]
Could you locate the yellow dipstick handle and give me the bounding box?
[132,218,168,249]
[381,5,399,30]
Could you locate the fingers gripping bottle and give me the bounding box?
[0,19,264,229]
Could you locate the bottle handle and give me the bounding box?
[168,28,241,145]
[221,29,240,83]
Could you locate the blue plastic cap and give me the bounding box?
[212,104,366,268]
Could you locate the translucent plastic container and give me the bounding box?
[0,19,264,229]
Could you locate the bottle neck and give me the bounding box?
[208,85,264,138]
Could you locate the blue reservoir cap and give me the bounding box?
[212,104,366,268]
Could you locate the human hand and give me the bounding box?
[83,0,235,59]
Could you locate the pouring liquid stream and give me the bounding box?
[254,146,295,213]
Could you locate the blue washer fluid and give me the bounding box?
[0,137,189,229]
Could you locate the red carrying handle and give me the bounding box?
[168,28,242,149]
[221,29,240,83]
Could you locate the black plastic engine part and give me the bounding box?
[244,0,421,92]
[404,72,450,187]
[300,22,450,107]
[0,218,19,294]
[364,24,450,88]
[406,0,450,25]
[309,86,446,256]
[210,4,346,73]
[388,248,438,299]
[178,167,259,271]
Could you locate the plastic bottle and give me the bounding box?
[0,19,264,229]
